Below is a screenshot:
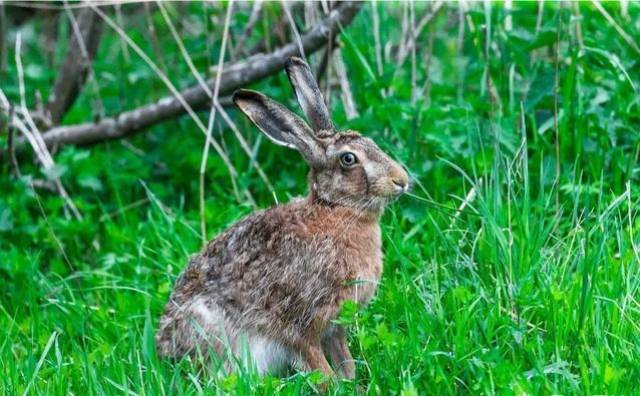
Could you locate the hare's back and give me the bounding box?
[187,203,340,320]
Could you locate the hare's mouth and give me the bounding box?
[370,179,410,200]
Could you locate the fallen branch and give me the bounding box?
[15,2,361,150]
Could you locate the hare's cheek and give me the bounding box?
[352,166,371,196]
[333,167,365,197]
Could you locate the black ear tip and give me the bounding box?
[285,56,308,71]
[232,89,247,102]
[232,89,259,106]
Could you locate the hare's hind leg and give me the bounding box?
[292,341,335,378]
[155,297,232,362]
[322,325,355,379]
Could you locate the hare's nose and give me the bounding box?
[392,178,408,193]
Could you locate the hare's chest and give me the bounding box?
[340,227,382,307]
[349,250,382,307]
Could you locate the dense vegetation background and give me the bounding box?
[1,1,639,394]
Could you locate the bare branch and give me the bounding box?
[47,6,103,124]
[14,2,362,150]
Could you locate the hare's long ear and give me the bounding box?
[285,57,334,133]
[233,89,324,165]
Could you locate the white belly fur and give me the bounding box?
[190,298,294,374]
[247,335,293,375]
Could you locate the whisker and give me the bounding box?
[404,192,481,219]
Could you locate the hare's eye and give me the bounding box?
[340,152,358,167]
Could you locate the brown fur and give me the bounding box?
[156,57,408,380]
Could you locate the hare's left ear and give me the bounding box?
[285,57,334,133]
[233,89,325,166]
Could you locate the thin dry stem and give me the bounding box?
[10,34,82,220]
[195,1,234,242]
[333,47,358,120]
[234,1,262,59]
[282,1,306,61]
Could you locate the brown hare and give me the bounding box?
[156,57,409,381]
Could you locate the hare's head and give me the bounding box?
[233,57,408,213]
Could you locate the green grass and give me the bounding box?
[1,2,640,394]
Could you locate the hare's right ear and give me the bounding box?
[233,89,324,165]
[285,57,334,133]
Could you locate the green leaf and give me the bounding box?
[42,164,68,180]
[0,207,13,231]
[78,175,103,191]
